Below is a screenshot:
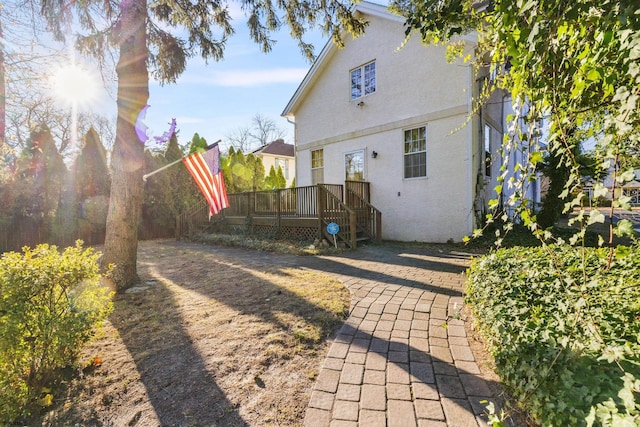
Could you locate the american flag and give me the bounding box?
[182,143,229,216]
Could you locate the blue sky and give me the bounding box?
[57,9,328,154]
[135,13,327,152]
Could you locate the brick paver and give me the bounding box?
[296,245,513,426]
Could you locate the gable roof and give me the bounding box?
[252,139,295,157]
[281,1,402,119]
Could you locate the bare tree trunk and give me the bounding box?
[101,0,149,291]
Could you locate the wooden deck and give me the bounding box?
[176,182,382,248]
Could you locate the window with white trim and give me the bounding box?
[311,149,324,185]
[345,150,365,181]
[404,126,427,179]
[351,61,376,100]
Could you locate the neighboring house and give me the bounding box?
[252,139,296,187]
[282,1,540,243]
[588,168,640,206]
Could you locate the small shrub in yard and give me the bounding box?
[0,242,113,424]
[467,245,640,426]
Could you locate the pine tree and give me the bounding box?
[67,128,111,244]
[13,124,66,244]
[39,0,366,289]
[73,128,110,200]
[265,165,278,189]
[246,153,266,191]
[265,164,287,189]
[275,166,286,189]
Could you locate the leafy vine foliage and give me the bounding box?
[390,0,640,423]
[468,246,639,426]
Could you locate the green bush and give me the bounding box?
[0,242,113,423]
[467,245,640,426]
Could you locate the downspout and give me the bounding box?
[500,92,508,212]
[286,117,297,186]
[466,60,475,237]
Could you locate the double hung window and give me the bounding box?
[404,126,427,179]
[311,149,324,184]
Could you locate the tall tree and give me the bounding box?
[73,128,111,202]
[265,164,286,189]
[222,147,266,193]
[39,0,366,290]
[142,132,201,238]
[68,128,111,244]
[12,124,66,244]
[166,133,202,211]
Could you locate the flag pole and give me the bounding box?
[142,140,221,181]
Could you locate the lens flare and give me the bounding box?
[50,64,99,109]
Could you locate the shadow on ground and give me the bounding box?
[109,281,249,426]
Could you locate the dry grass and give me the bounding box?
[41,240,350,426]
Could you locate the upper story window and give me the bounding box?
[404,126,427,179]
[275,158,289,179]
[351,61,376,100]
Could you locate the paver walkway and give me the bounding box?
[297,245,509,427]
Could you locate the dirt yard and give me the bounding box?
[40,240,351,427]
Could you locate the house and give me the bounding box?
[282,1,540,243]
[252,139,296,187]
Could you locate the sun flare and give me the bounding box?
[50,64,100,109]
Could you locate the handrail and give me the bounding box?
[345,180,370,203]
[345,186,382,242]
[176,198,210,239]
[317,184,357,248]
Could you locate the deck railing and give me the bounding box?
[224,185,343,218]
[346,184,382,242]
[345,180,371,203]
[318,184,358,248]
[176,198,210,239]
[176,183,378,247]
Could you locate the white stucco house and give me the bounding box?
[282,1,540,243]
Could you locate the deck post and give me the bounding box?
[248,192,254,233]
[276,189,281,237]
[317,185,324,239]
[349,210,357,248]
